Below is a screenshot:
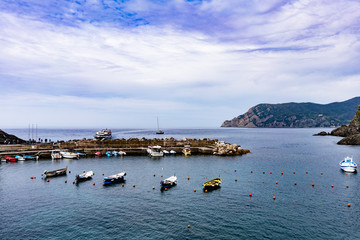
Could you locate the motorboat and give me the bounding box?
[160,175,177,190]
[147,145,164,157]
[95,151,102,157]
[76,152,87,157]
[94,129,112,140]
[15,155,25,161]
[163,150,170,155]
[170,150,176,155]
[103,171,126,185]
[75,170,94,183]
[112,151,118,157]
[23,155,39,160]
[339,156,357,172]
[203,177,221,190]
[119,151,126,156]
[5,156,17,162]
[106,151,112,157]
[42,167,67,177]
[51,150,62,160]
[60,151,79,159]
[182,145,191,157]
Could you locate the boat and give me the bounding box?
[182,145,191,156]
[23,155,39,160]
[103,171,126,185]
[94,129,112,140]
[163,150,170,155]
[95,151,102,157]
[147,145,164,157]
[75,170,94,183]
[170,150,176,155]
[42,167,68,177]
[160,175,177,190]
[106,151,112,157]
[5,156,17,162]
[339,156,357,172]
[156,117,164,134]
[60,151,79,159]
[51,150,62,160]
[119,151,126,156]
[203,177,221,190]
[112,151,118,156]
[76,152,87,157]
[15,155,25,161]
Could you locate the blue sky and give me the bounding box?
[1,0,360,128]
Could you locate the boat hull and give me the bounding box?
[103,171,126,185]
[43,168,67,178]
[341,166,357,172]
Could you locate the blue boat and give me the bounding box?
[106,151,112,157]
[112,151,118,157]
[76,152,87,157]
[103,171,126,185]
[23,155,39,160]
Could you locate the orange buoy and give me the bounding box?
[293,171,295,174]
[65,180,67,183]
[83,170,85,173]
[34,177,36,179]
[165,188,168,191]
[205,189,208,193]
[306,171,308,174]
[281,172,283,175]
[348,203,351,207]
[321,172,323,175]
[270,172,272,174]
[188,225,191,228]
[102,173,104,176]
[249,193,252,197]
[30,177,33,179]
[133,184,135,188]
[93,172,95,175]
[194,189,196,192]
[93,182,95,186]
[251,170,253,173]
[103,183,105,186]
[152,186,155,190]
[320,202,323,205]
[331,184,334,188]
[276,181,278,184]
[294,182,297,185]
[235,178,237,182]
[234,169,237,172]
[312,183,314,187]
[153,174,156,177]
[345,173,348,175]
[346,185,349,188]
[273,196,276,200]
[47,179,49,182]
[73,181,75,184]
[205,177,207,179]
[262,181,264,183]
[263,171,265,174]
[188,177,190,180]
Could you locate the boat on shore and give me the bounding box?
[42,167,68,178]
[75,170,94,183]
[160,175,177,190]
[103,171,126,185]
[94,129,112,140]
[147,145,164,157]
[203,177,221,190]
[51,150,62,160]
[339,156,357,172]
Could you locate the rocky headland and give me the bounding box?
[315,105,360,145]
[0,129,25,144]
[222,97,360,128]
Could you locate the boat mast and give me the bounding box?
[157,117,160,131]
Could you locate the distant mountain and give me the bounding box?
[221,97,360,128]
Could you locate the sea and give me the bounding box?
[1,128,359,240]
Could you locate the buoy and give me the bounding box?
[102,173,104,176]
[93,182,95,186]
[249,193,252,197]
[165,188,167,191]
[293,171,295,174]
[281,172,283,175]
[103,183,105,186]
[262,181,264,183]
[161,175,163,177]
[263,171,265,174]
[235,178,237,182]
[34,177,36,179]
[294,182,297,185]
[133,184,135,188]
[188,177,190,180]
[73,181,75,184]
[273,196,276,200]
[345,173,348,175]
[331,184,334,188]
[194,189,196,192]
[270,172,272,174]
[93,172,95,175]
[205,177,207,179]
[83,170,85,173]
[321,172,323,175]
[346,185,349,188]
[276,181,278,184]
[152,186,155,190]
[251,170,253,173]
[69,171,71,173]
[47,179,49,182]
[65,180,67,183]
[312,183,314,187]
[122,184,124,187]
[188,225,191,228]
[234,169,237,172]
[306,171,308,174]
[320,202,323,205]
[348,203,351,207]
[153,174,155,177]
[30,177,33,179]
[205,189,208,193]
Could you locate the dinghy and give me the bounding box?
[203,177,221,190]
[75,170,94,183]
[160,175,177,190]
[103,171,126,185]
[42,167,68,178]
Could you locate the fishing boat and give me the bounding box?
[103,171,126,185]
[60,151,79,159]
[339,156,357,172]
[95,151,102,157]
[94,129,112,140]
[112,151,118,156]
[106,151,112,157]
[182,145,191,156]
[160,175,177,190]
[203,177,221,190]
[51,150,62,160]
[156,117,164,134]
[75,170,94,183]
[147,145,164,157]
[42,167,68,178]
[5,156,17,162]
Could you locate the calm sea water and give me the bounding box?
[1,128,360,240]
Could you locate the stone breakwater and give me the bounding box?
[0,137,250,158]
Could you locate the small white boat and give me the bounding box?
[163,150,170,155]
[170,150,176,155]
[60,151,79,159]
[76,170,94,183]
[160,175,177,190]
[147,145,164,157]
[119,151,127,156]
[51,150,62,160]
[15,155,26,161]
[182,145,191,156]
[340,156,357,172]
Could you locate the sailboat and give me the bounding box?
[156,117,164,134]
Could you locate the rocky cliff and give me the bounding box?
[222,97,360,128]
[0,129,25,144]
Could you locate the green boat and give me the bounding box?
[203,177,221,189]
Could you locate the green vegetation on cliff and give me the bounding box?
[222,97,360,128]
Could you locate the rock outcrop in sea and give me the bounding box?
[221,97,360,128]
[0,129,25,144]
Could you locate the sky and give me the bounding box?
[1,0,360,128]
